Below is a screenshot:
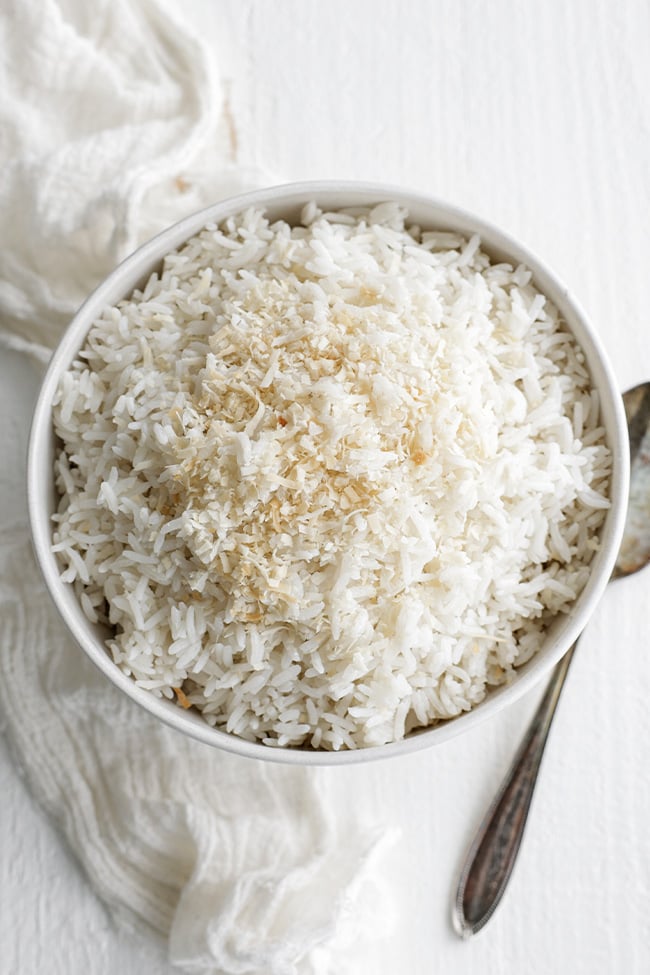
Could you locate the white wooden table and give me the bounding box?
[2,1,650,971]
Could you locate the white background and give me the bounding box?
[2,0,650,972]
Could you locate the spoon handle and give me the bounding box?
[454,641,578,937]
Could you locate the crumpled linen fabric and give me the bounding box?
[0,0,259,353]
[0,2,395,972]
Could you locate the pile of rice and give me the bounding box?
[52,202,611,750]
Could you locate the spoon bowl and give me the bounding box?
[614,383,650,577]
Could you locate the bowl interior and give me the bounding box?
[28,181,629,765]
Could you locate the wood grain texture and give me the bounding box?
[2,0,650,971]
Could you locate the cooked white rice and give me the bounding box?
[52,202,611,750]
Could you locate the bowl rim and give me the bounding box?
[27,179,630,765]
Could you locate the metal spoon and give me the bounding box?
[454,381,650,938]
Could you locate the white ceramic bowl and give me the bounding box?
[28,181,629,765]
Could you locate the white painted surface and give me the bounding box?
[2,0,650,971]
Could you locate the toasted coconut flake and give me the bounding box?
[173,686,192,709]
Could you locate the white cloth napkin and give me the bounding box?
[0,2,395,972]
